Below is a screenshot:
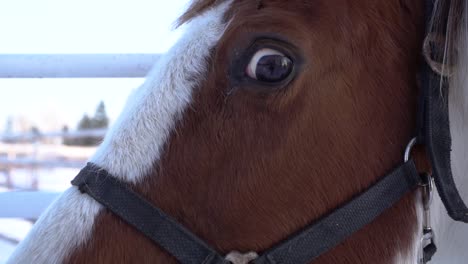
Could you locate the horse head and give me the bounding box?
[8,0,468,263]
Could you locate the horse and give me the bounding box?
[7,0,468,263]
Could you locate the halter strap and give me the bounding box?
[416,0,468,223]
[72,160,423,264]
[252,160,420,264]
[71,165,228,264]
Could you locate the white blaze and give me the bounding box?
[7,2,232,263]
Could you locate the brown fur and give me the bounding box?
[67,0,425,263]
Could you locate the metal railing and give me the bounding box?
[1,128,107,142]
[0,129,105,168]
[0,54,161,78]
[0,53,156,228]
[0,129,103,219]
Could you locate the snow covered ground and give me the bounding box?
[0,167,81,263]
[0,218,32,263]
[0,241,15,264]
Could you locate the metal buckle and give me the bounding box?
[225,251,258,264]
[404,138,437,263]
[418,173,436,264]
[404,137,418,162]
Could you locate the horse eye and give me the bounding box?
[246,48,293,83]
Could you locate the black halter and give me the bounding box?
[71,0,467,263]
[72,160,424,264]
[417,0,468,223]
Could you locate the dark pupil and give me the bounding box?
[255,55,293,82]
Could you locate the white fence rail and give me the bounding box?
[0,158,85,169]
[1,128,107,142]
[0,54,140,248]
[0,54,161,78]
[0,130,102,219]
[0,130,103,169]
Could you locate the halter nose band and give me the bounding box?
[72,159,424,264]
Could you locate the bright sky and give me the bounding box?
[0,0,191,131]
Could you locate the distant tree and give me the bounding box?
[73,114,94,146]
[2,116,14,143]
[91,101,109,129]
[29,126,46,143]
[65,101,109,146]
[30,126,40,135]
[62,125,74,146]
[4,116,13,134]
[78,114,92,130]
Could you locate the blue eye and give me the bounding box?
[246,48,293,82]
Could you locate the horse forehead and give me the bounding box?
[88,1,234,183]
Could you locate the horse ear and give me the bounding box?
[176,0,226,27]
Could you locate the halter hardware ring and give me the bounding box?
[405,138,437,264]
[225,251,258,264]
[418,173,436,264]
[419,173,434,210]
[404,137,418,162]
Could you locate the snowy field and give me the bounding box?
[0,218,32,263]
[0,168,81,263]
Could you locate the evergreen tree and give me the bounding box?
[66,101,109,146]
[92,101,109,129]
[88,101,109,145]
[74,114,95,146]
[62,125,73,146]
[78,114,92,130]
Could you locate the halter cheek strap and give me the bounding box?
[71,166,227,264]
[72,159,426,264]
[416,0,468,223]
